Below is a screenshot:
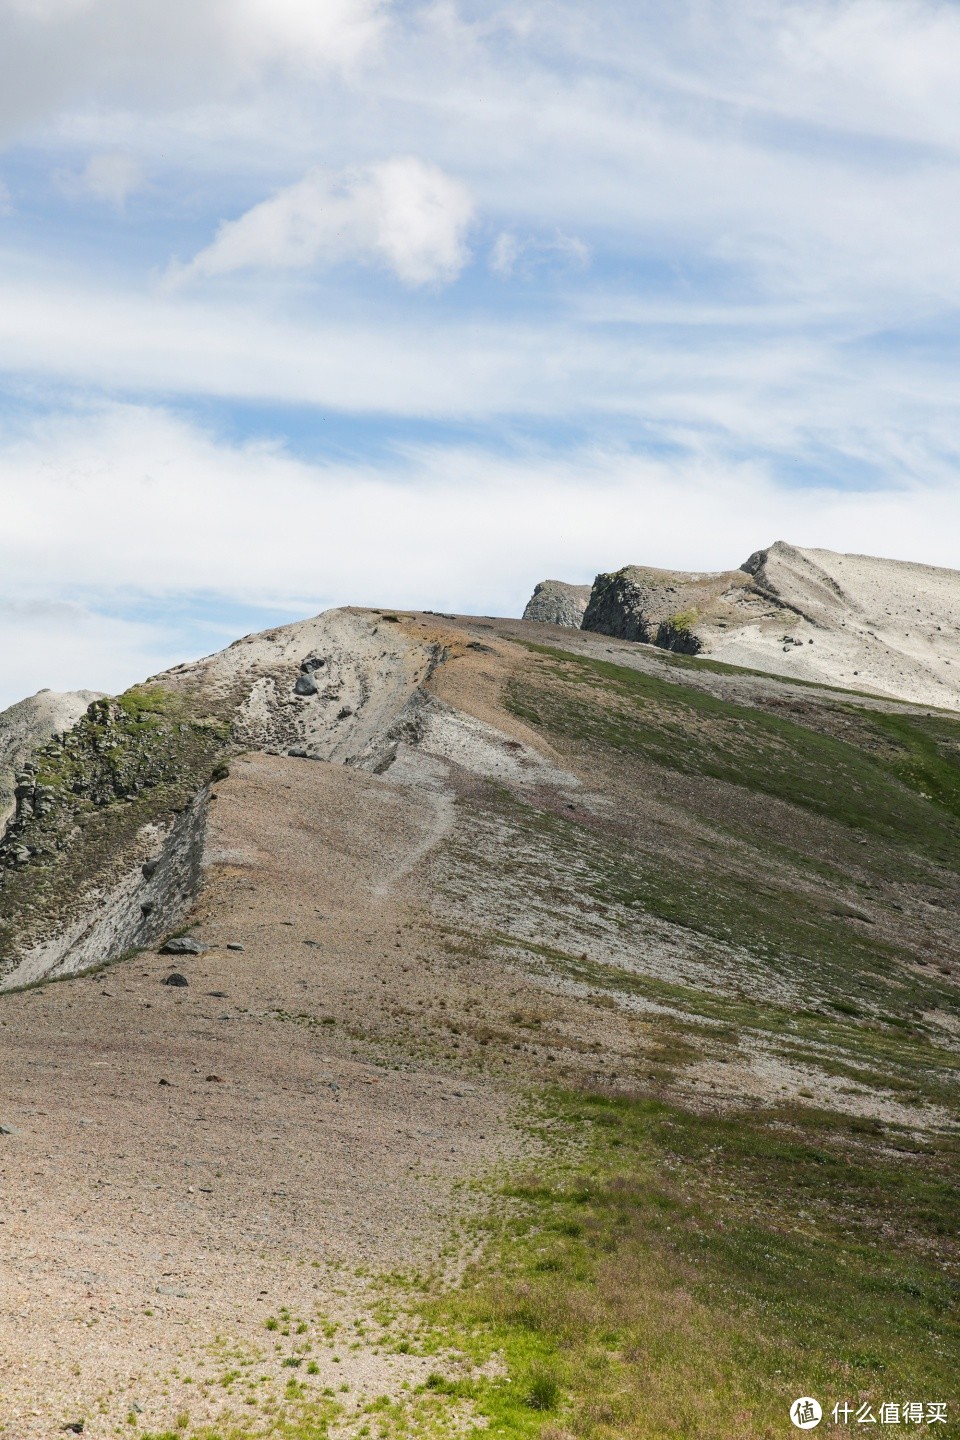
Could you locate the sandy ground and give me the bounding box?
[0,752,523,1438]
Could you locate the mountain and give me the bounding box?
[0,687,104,828]
[525,540,960,710]
[0,604,957,1438]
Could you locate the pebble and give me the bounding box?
[226,942,244,951]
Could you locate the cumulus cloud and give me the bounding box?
[55,151,144,208]
[171,157,474,287]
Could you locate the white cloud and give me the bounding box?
[490,230,589,279]
[55,151,144,208]
[171,157,473,287]
[228,0,387,71]
[2,399,960,709]
[0,599,172,712]
[0,0,387,143]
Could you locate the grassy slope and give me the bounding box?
[141,639,960,1440]
[422,643,960,1439]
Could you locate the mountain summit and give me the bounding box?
[524,541,960,709]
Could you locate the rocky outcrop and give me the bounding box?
[582,565,751,650]
[522,580,592,628]
[1,788,209,991]
[0,689,104,831]
[0,610,440,987]
[572,542,960,710]
[0,686,233,984]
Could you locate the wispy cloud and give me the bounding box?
[2,1,960,701]
[489,230,589,279]
[54,151,144,209]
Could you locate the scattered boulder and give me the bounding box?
[159,936,205,955]
[162,972,189,988]
[522,580,592,629]
[226,942,245,952]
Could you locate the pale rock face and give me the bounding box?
[0,689,104,829]
[521,579,592,628]
[573,540,960,710]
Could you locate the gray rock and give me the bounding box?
[301,657,326,673]
[522,580,592,629]
[582,566,706,653]
[159,936,205,955]
[0,1123,18,1136]
[162,972,189,987]
[226,942,245,952]
[293,674,318,697]
[337,705,354,720]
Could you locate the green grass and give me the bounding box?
[507,646,960,864]
[438,778,958,1047]
[420,1089,960,1439]
[486,932,960,1112]
[491,645,960,1022]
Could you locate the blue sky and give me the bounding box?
[3,0,960,705]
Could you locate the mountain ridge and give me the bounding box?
[525,539,960,710]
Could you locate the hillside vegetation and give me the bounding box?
[0,609,956,1440]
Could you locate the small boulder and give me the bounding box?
[159,936,205,955]
[294,674,318,697]
[162,973,189,988]
[226,942,244,952]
